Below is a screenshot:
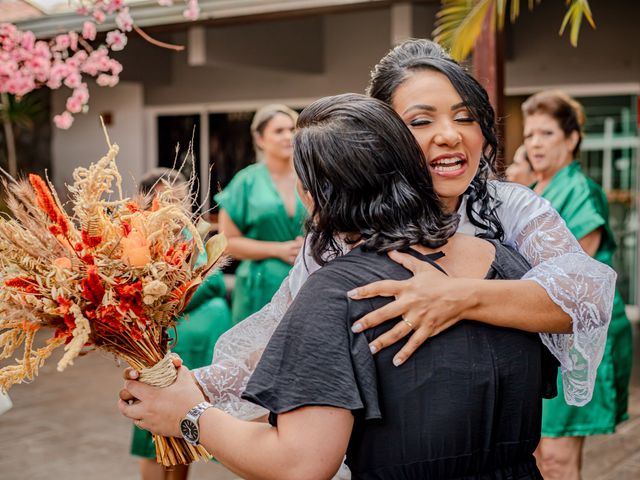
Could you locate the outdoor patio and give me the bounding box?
[0,324,638,480]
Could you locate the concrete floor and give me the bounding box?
[1,325,638,480]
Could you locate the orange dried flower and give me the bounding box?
[81,230,102,248]
[81,266,105,305]
[29,174,70,236]
[5,277,39,293]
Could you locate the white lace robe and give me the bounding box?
[194,181,615,420]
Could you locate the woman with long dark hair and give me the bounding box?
[121,94,547,479]
[188,39,614,422]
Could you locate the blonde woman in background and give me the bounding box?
[216,105,307,325]
[522,91,632,480]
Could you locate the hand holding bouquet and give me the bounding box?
[0,137,226,466]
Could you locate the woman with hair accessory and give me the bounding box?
[215,104,306,325]
[187,39,614,425]
[121,94,549,479]
[522,90,632,480]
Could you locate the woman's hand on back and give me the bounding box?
[348,251,475,366]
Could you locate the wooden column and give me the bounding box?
[472,7,505,168]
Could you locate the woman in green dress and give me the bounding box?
[216,105,307,325]
[522,91,633,480]
[130,169,233,480]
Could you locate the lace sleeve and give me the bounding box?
[513,207,615,406]
[192,244,318,420]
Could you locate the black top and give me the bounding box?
[243,241,552,479]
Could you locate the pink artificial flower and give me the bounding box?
[66,96,83,114]
[93,9,106,24]
[34,41,51,59]
[53,111,74,129]
[109,59,123,76]
[115,8,133,32]
[20,31,35,51]
[106,30,127,51]
[67,50,88,69]
[96,74,118,87]
[183,0,200,21]
[0,59,17,77]
[82,21,97,41]
[54,34,70,51]
[76,6,90,16]
[105,0,125,15]
[64,72,82,89]
[68,31,78,51]
[73,85,90,104]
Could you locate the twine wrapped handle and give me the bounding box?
[135,352,212,466]
[139,352,180,388]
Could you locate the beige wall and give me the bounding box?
[51,81,145,197]
[505,0,640,90]
[141,9,394,107]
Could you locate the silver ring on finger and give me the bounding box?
[402,315,414,330]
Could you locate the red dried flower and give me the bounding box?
[81,230,102,248]
[5,277,39,294]
[29,174,70,236]
[81,266,105,305]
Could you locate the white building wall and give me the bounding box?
[51,81,145,198]
[505,0,640,92]
[143,9,392,107]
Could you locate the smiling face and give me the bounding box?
[391,70,484,212]
[523,112,578,180]
[255,112,295,162]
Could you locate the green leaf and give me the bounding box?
[559,0,596,47]
[433,0,495,61]
[510,0,521,23]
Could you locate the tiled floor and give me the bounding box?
[1,325,638,480]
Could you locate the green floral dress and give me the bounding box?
[536,161,633,436]
[215,163,306,325]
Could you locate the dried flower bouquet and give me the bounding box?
[0,135,226,466]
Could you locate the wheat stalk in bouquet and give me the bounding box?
[0,132,226,466]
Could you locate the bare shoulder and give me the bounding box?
[439,234,496,278]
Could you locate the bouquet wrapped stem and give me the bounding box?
[0,135,226,466]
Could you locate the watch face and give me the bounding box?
[180,419,199,443]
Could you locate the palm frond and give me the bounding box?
[559,0,596,47]
[433,0,495,61]
[496,0,508,30]
[433,0,595,60]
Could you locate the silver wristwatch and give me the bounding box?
[180,401,213,445]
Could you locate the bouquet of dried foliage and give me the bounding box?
[0,132,226,467]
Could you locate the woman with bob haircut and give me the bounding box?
[121,93,548,479]
[183,39,615,424]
